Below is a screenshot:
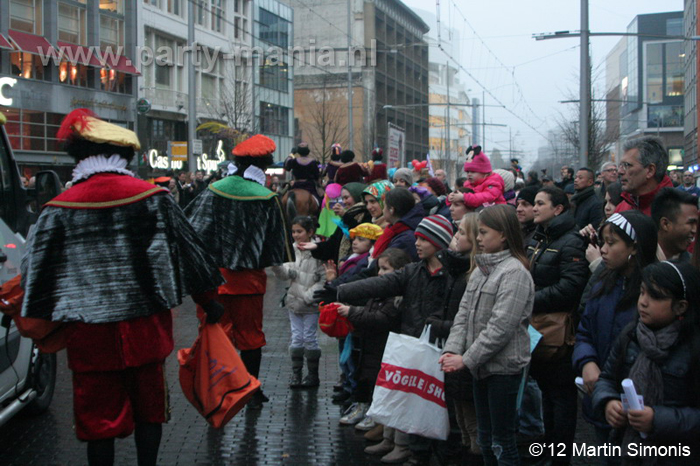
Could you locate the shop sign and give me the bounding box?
[136,98,151,115]
[168,141,188,162]
[0,78,17,106]
[197,140,226,172]
[148,149,184,170]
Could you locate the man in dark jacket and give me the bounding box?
[571,168,604,229]
[528,186,589,465]
[516,185,539,246]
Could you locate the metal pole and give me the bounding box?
[187,0,196,173]
[445,63,451,181]
[347,0,354,150]
[579,0,590,168]
[482,91,486,151]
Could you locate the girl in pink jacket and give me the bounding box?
[448,146,506,209]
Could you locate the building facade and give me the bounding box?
[0,0,139,182]
[289,0,429,165]
[605,12,685,169]
[684,0,699,170]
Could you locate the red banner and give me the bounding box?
[375,363,446,408]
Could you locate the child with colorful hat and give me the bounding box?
[448,145,507,210]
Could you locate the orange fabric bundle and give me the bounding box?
[318,302,354,338]
[0,274,66,353]
[178,323,260,428]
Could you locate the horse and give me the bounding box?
[282,188,320,221]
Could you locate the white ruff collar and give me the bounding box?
[243,166,266,186]
[72,154,133,183]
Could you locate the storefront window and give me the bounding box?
[100,68,129,93]
[59,61,89,87]
[3,109,65,153]
[10,52,46,81]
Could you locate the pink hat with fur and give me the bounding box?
[463,145,492,173]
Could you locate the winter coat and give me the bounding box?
[571,186,604,229]
[591,323,700,465]
[521,221,537,248]
[272,245,325,314]
[461,172,506,209]
[385,203,426,261]
[443,250,534,380]
[572,279,638,427]
[347,297,401,386]
[426,249,473,401]
[420,194,451,220]
[337,259,450,338]
[527,212,589,315]
[335,162,367,186]
[615,175,674,216]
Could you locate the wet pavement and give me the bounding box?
[0,272,598,465]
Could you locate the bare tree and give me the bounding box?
[302,76,348,164]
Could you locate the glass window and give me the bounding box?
[58,2,87,45]
[100,0,123,15]
[259,9,289,48]
[196,0,206,26]
[59,61,89,87]
[100,15,124,50]
[211,0,225,33]
[665,41,684,97]
[155,65,171,89]
[646,43,663,104]
[648,105,684,128]
[201,73,217,100]
[667,18,683,37]
[259,102,289,135]
[167,0,181,16]
[10,0,42,35]
[10,52,46,81]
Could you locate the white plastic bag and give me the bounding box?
[366,325,449,440]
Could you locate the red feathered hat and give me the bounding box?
[232,134,276,157]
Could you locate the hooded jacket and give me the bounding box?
[272,246,325,314]
[462,172,507,208]
[527,212,589,315]
[615,175,674,216]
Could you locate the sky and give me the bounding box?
[400,0,684,168]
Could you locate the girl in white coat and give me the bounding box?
[273,216,326,388]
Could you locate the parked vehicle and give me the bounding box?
[0,111,62,427]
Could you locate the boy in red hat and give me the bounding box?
[186,134,293,408]
[20,109,225,466]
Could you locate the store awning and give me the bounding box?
[107,54,140,75]
[8,29,56,56]
[56,41,102,67]
[0,34,12,50]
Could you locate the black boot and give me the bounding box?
[289,347,304,388]
[301,348,321,388]
[240,348,261,378]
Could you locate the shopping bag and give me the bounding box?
[318,302,354,338]
[366,326,449,440]
[178,323,260,428]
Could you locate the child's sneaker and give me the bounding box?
[339,402,369,425]
[354,415,376,431]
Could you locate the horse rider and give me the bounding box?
[285,143,323,207]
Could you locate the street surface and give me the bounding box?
[0,272,596,465]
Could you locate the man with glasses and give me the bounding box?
[615,136,673,216]
[597,161,618,198]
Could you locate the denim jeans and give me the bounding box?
[473,373,522,466]
[530,358,578,465]
[518,377,545,437]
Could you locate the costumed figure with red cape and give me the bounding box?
[185,134,293,408]
[20,109,225,466]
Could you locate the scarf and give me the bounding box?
[621,320,682,465]
[372,221,410,259]
[338,252,369,276]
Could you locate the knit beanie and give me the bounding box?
[393,168,414,186]
[343,182,367,203]
[425,177,447,197]
[463,146,492,173]
[516,185,539,206]
[601,211,658,266]
[414,215,454,250]
[494,169,515,192]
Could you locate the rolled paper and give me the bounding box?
[622,378,647,439]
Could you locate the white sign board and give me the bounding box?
[193,139,203,155]
[388,124,405,168]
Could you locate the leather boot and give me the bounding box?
[289,347,304,388]
[301,348,321,388]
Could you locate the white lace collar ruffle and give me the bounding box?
[72,154,133,183]
[243,165,266,186]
